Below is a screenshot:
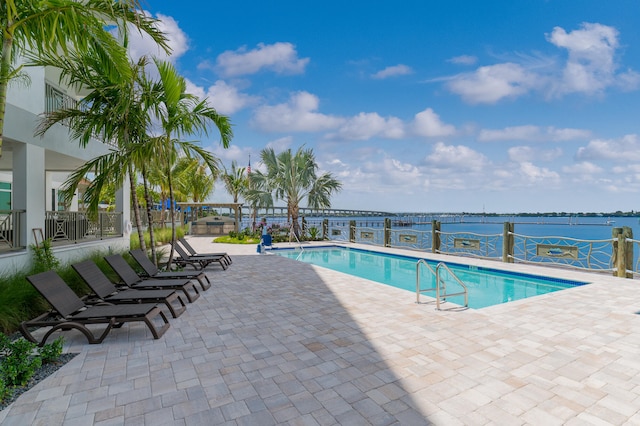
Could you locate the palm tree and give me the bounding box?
[34,51,157,252]
[221,161,248,203]
[143,58,233,265]
[177,157,218,219]
[0,0,168,157]
[255,147,342,239]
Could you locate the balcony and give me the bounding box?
[44,83,117,148]
[0,210,123,254]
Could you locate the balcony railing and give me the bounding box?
[44,83,117,147]
[45,83,78,115]
[45,211,123,244]
[0,210,26,251]
[0,211,123,254]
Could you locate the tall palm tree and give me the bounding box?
[255,147,342,239]
[0,0,168,157]
[143,58,233,265]
[34,51,156,252]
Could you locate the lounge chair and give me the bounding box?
[21,270,169,346]
[173,244,228,271]
[104,254,201,303]
[72,260,187,318]
[178,237,232,265]
[129,249,211,290]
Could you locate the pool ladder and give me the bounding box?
[416,259,468,310]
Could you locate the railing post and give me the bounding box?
[322,219,328,240]
[349,220,356,242]
[624,226,633,278]
[502,222,514,263]
[384,218,391,247]
[431,220,440,253]
[613,226,633,278]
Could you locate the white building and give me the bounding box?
[0,62,131,272]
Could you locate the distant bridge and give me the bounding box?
[247,206,394,217]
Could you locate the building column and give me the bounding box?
[13,143,45,246]
[115,173,131,238]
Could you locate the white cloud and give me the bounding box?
[412,108,456,138]
[448,55,478,65]
[379,157,422,185]
[184,79,205,99]
[480,125,540,142]
[508,146,563,162]
[184,79,258,115]
[265,136,294,152]
[215,42,309,77]
[518,162,560,184]
[371,64,414,79]
[547,127,592,141]
[446,63,537,104]
[334,113,405,140]
[252,92,344,132]
[479,125,591,142]
[205,80,259,115]
[210,144,249,163]
[576,134,640,162]
[547,22,639,95]
[424,142,489,172]
[443,23,639,103]
[126,13,189,63]
[562,161,603,175]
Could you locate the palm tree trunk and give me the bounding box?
[128,164,146,251]
[291,203,301,240]
[0,30,15,158]
[141,166,158,266]
[166,164,177,267]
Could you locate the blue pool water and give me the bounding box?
[273,246,589,309]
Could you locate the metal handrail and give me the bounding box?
[416,259,468,310]
[416,259,438,303]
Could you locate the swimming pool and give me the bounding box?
[273,246,589,309]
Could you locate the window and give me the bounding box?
[0,182,11,210]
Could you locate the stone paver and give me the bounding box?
[1,238,640,424]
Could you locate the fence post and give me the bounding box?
[384,218,391,247]
[431,220,440,253]
[322,219,328,240]
[624,226,634,278]
[349,220,356,243]
[502,222,514,263]
[613,226,633,278]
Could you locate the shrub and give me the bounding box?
[38,337,64,364]
[0,376,10,403]
[130,225,187,249]
[0,335,42,387]
[308,226,320,241]
[30,239,60,273]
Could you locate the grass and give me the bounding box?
[130,225,187,249]
[0,249,146,335]
[213,235,261,244]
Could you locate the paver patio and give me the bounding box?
[1,237,639,425]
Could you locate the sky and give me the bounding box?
[133,0,640,214]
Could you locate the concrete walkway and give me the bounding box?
[1,238,640,425]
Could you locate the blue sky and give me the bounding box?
[135,1,640,213]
